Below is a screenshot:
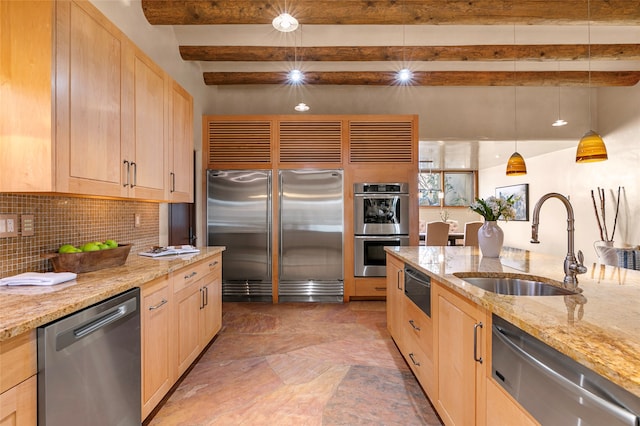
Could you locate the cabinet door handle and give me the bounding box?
[397,269,402,290]
[199,288,204,309]
[408,319,421,331]
[170,172,176,192]
[148,299,167,311]
[123,160,130,187]
[204,286,209,307]
[131,162,137,187]
[184,271,197,280]
[473,322,483,364]
[408,353,421,366]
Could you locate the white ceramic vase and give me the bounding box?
[478,221,504,258]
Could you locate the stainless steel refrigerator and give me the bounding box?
[278,169,343,302]
[207,170,273,302]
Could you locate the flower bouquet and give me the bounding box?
[469,195,517,221]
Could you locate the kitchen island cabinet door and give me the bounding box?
[0,376,36,426]
[141,276,174,420]
[435,282,487,426]
[485,378,539,426]
[386,254,405,343]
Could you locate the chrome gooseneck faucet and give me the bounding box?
[531,193,587,289]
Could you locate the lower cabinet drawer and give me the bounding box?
[0,331,36,394]
[402,341,435,397]
[354,279,386,297]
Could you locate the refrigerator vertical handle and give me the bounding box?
[267,172,273,278]
[277,171,283,276]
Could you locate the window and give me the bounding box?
[418,141,477,207]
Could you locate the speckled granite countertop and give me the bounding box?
[0,247,225,342]
[387,245,640,399]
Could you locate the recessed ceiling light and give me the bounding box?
[294,102,310,112]
[396,68,413,84]
[288,69,304,84]
[272,13,298,32]
[552,119,568,127]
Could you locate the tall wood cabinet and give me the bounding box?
[0,0,193,202]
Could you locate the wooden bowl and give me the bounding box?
[42,244,132,273]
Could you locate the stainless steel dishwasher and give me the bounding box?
[38,288,141,426]
[492,314,640,425]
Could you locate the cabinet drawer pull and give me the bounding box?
[408,319,421,331]
[208,260,219,268]
[148,299,167,311]
[473,322,483,364]
[408,353,421,366]
[184,271,197,280]
[374,287,385,291]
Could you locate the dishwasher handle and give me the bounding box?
[493,324,639,425]
[404,267,431,287]
[56,296,138,351]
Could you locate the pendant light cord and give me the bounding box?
[587,0,593,129]
[513,24,518,152]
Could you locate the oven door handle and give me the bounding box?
[354,235,408,240]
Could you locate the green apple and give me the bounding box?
[104,239,118,249]
[58,244,78,254]
[80,242,100,252]
[98,243,109,250]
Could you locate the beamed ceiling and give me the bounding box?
[141,0,640,87]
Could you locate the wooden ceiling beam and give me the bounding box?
[142,0,640,26]
[203,71,640,86]
[181,44,640,62]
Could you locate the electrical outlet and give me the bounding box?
[134,213,141,228]
[0,214,19,237]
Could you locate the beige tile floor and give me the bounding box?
[148,301,442,425]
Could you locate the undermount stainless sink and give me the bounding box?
[453,273,576,296]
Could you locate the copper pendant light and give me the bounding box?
[576,0,608,163]
[506,25,527,176]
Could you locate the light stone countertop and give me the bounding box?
[0,247,225,342]
[387,245,640,399]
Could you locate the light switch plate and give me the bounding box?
[0,214,19,237]
[21,215,35,237]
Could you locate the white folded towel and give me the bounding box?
[0,272,78,286]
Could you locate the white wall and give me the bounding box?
[478,84,640,265]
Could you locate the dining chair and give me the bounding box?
[463,221,483,247]
[425,221,450,246]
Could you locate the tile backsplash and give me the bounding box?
[0,194,159,278]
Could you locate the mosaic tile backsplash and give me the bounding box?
[0,194,160,278]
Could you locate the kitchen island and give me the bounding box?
[387,245,640,425]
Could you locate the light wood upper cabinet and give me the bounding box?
[55,0,128,197]
[167,81,194,202]
[1,0,192,202]
[126,49,167,200]
[0,1,54,192]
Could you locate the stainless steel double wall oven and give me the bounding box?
[354,183,410,277]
